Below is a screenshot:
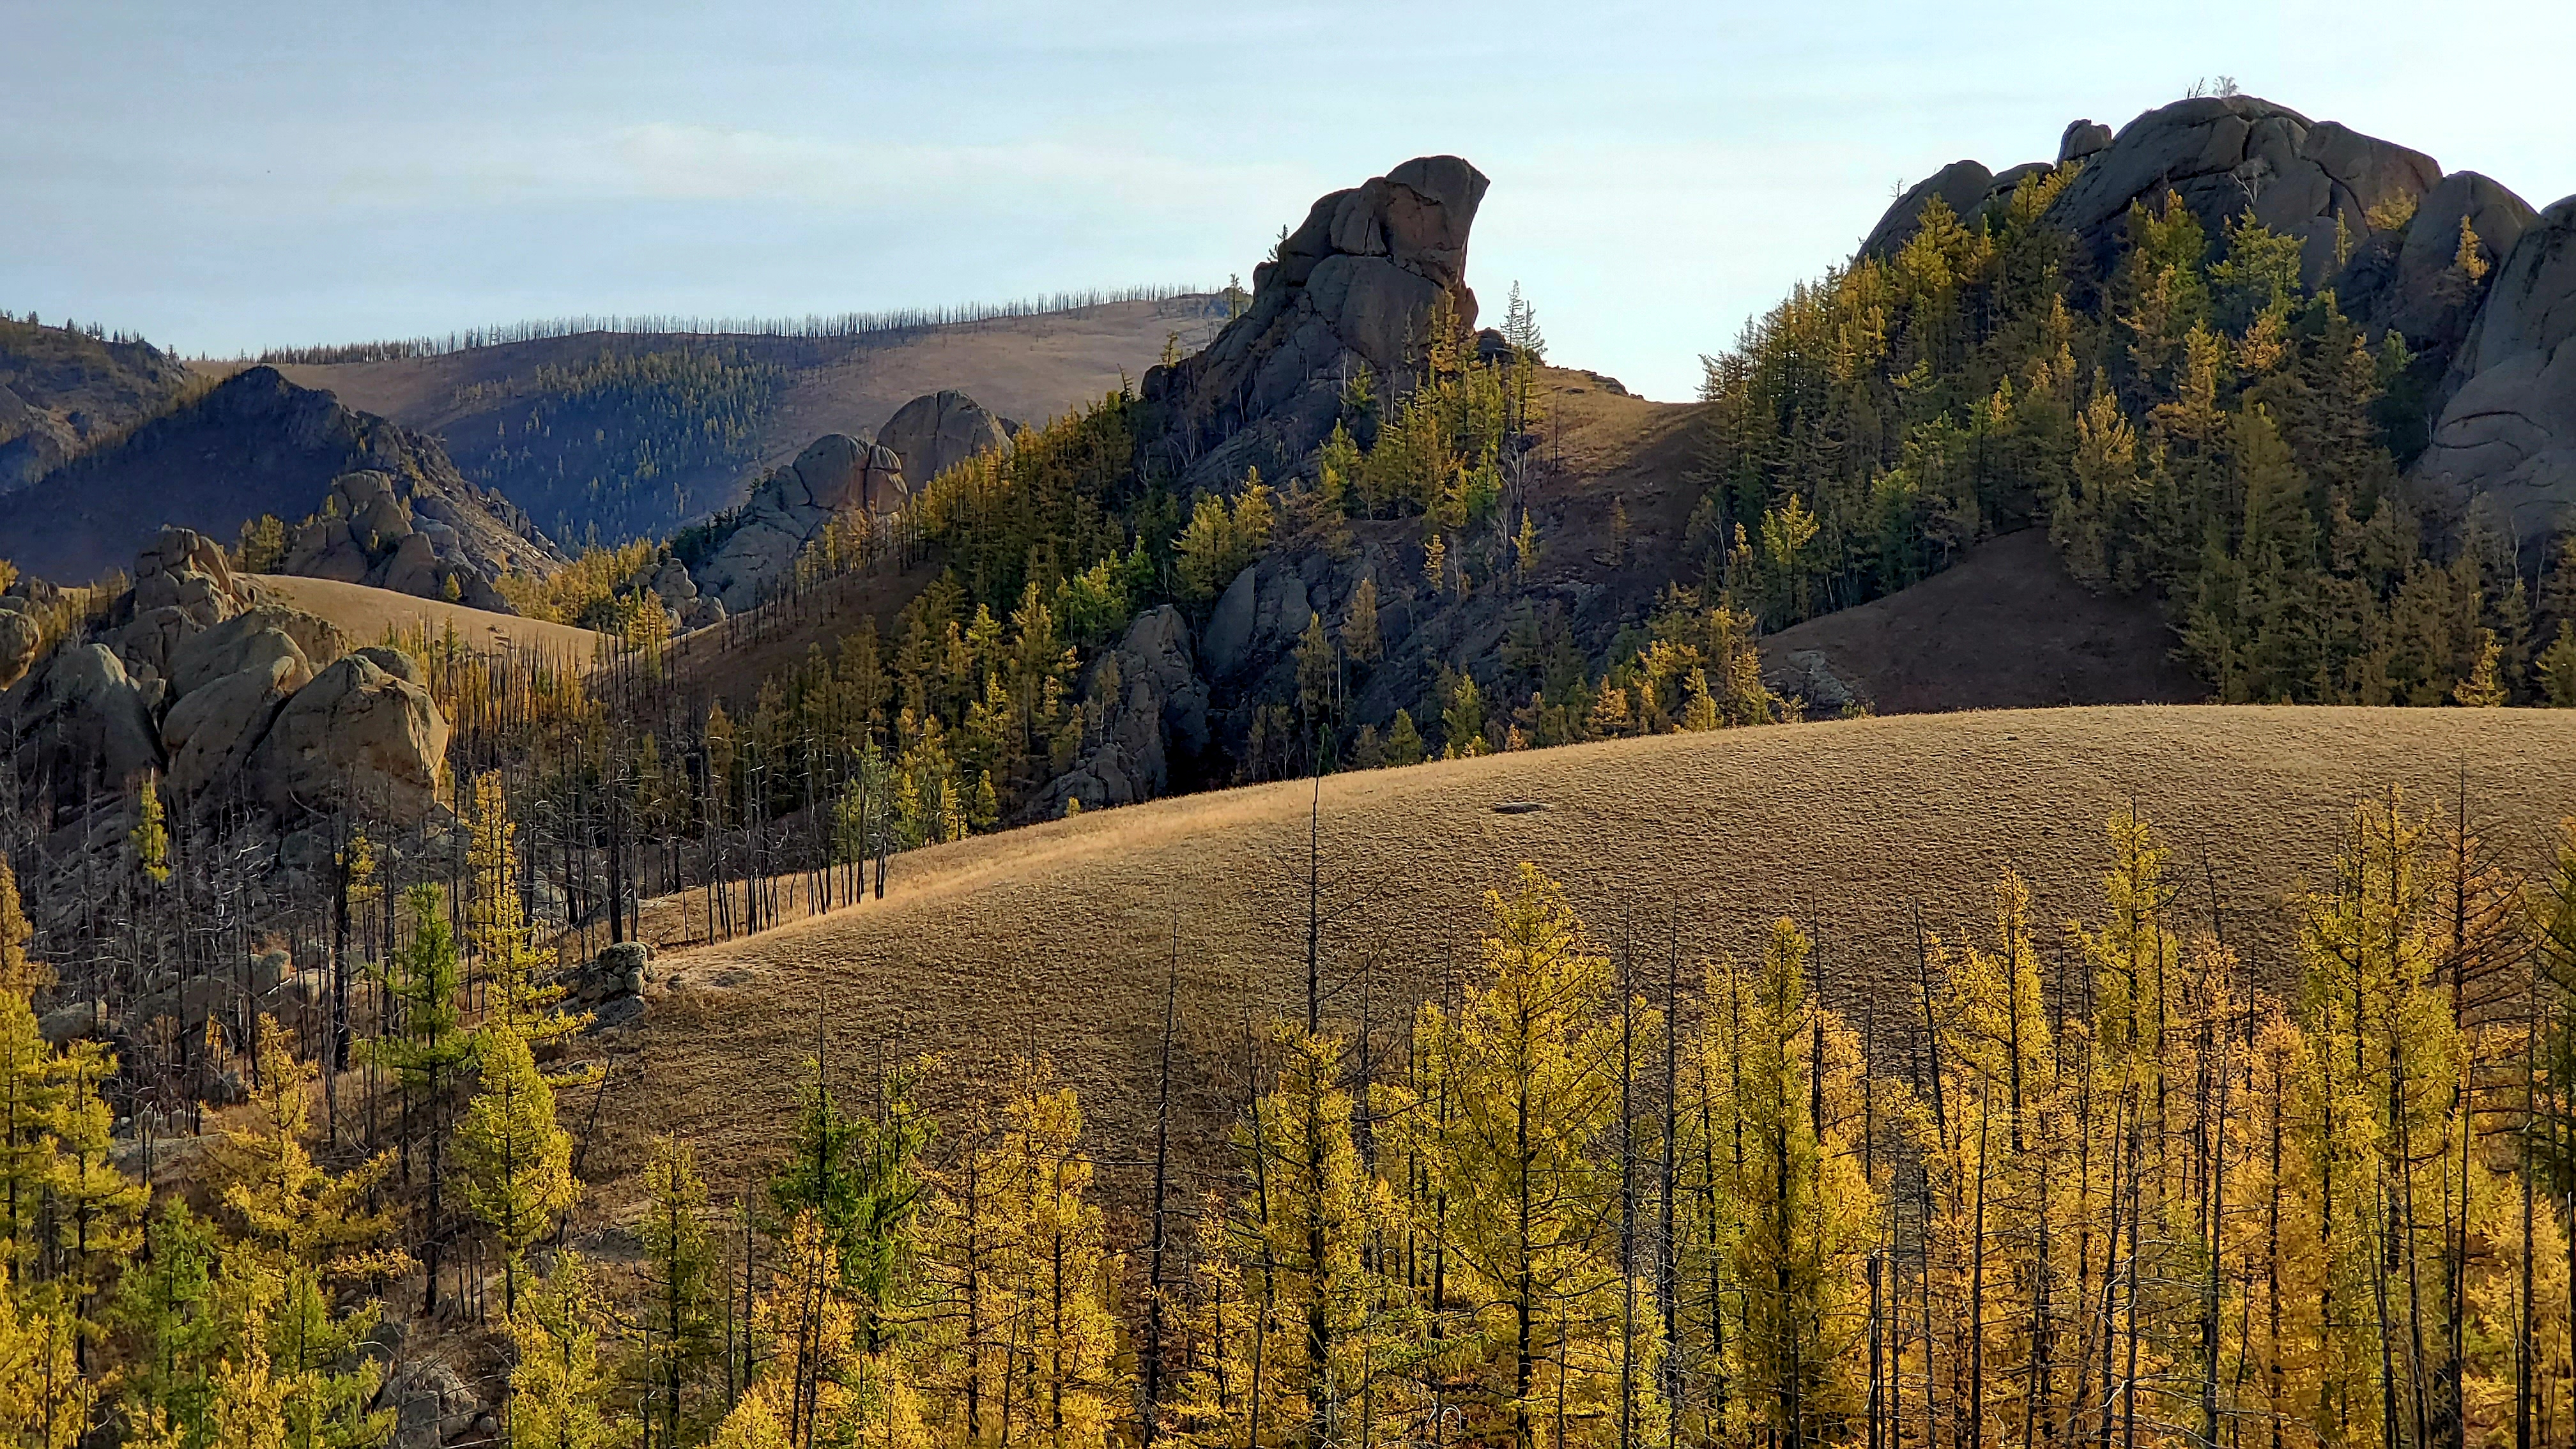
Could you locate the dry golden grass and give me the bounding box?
[250,574,613,659]
[586,704,2576,1222]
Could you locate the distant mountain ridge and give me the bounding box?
[0,365,562,588]
[0,315,195,494]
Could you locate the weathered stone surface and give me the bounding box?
[691,434,907,610]
[168,605,342,699]
[1862,160,1996,258]
[2059,119,2113,165]
[9,643,162,797]
[111,526,266,680]
[379,1360,479,1449]
[1027,605,1211,818]
[162,638,303,794]
[2043,95,2439,285]
[880,390,1011,485]
[2414,195,2576,538]
[0,607,39,691]
[1200,558,1312,681]
[252,650,448,822]
[1142,155,1488,487]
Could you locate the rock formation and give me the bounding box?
[687,433,906,611]
[1142,155,1489,487]
[608,549,724,633]
[0,599,43,691]
[2041,96,2439,285]
[879,390,1013,487]
[1027,605,1211,818]
[2,527,445,823]
[2415,196,2576,537]
[252,647,449,821]
[280,469,514,611]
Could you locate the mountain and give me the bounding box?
[0,365,563,589]
[227,293,1229,548]
[0,314,195,494]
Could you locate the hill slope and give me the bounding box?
[1760,528,2202,712]
[0,366,561,586]
[226,296,1227,545]
[597,705,2576,1202]
[0,316,194,494]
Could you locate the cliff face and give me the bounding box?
[1140,156,1488,489]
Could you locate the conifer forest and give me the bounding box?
[8,42,2576,1448]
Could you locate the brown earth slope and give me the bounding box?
[1760,528,2204,712]
[592,705,2576,1213]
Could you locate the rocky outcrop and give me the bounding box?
[1202,558,1315,680]
[1027,606,1211,818]
[159,606,346,795]
[2043,96,2439,285]
[2,528,444,822]
[1142,155,1489,487]
[0,600,41,691]
[252,649,450,822]
[2414,195,2576,538]
[1863,160,2005,257]
[688,433,906,611]
[281,470,512,611]
[880,390,1012,487]
[0,365,563,588]
[2058,119,2113,165]
[8,643,162,803]
[607,549,724,633]
[2333,171,2540,369]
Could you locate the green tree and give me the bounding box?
[453,1021,578,1317]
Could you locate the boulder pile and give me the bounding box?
[689,433,907,611]
[1,526,448,822]
[280,469,514,612]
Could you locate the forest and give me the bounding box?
[12,779,2576,1449]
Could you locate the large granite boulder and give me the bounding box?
[2043,95,2439,285]
[1862,160,1998,257]
[2414,195,2576,539]
[690,434,905,611]
[1200,557,1317,680]
[1142,156,1489,487]
[0,602,40,691]
[880,390,1011,487]
[252,649,448,822]
[161,631,309,795]
[8,643,163,801]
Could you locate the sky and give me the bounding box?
[4,0,2570,403]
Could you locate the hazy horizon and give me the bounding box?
[6,0,2570,402]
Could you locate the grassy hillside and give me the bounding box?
[250,574,615,658]
[594,703,2576,1206]
[0,315,195,494]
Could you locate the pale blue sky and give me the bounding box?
[4,0,2568,401]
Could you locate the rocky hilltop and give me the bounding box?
[1861,93,2576,542]
[4,527,449,823]
[0,365,563,595]
[1141,155,1488,486]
